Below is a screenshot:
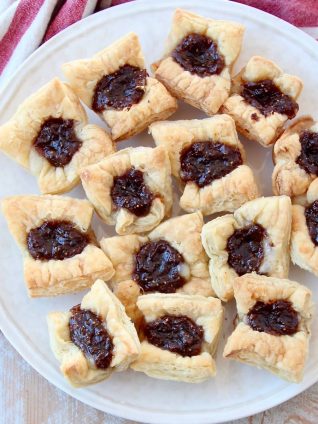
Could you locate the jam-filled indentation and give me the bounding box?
[34,118,82,167]
[172,33,225,77]
[296,130,318,175]
[180,141,242,188]
[247,300,299,336]
[144,314,204,356]
[305,199,318,246]
[27,220,89,261]
[69,305,113,369]
[92,64,148,112]
[133,240,186,293]
[241,79,299,119]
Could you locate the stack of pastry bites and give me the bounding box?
[0,8,315,388]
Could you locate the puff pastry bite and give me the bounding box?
[47,279,140,387]
[0,78,114,194]
[80,146,172,235]
[62,33,177,141]
[150,115,259,215]
[152,9,244,115]
[201,196,292,302]
[291,178,318,275]
[1,195,114,297]
[223,274,313,383]
[130,293,223,383]
[100,212,214,326]
[272,116,318,199]
[222,56,303,147]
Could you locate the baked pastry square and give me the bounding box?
[222,56,303,147]
[47,279,140,387]
[0,78,114,194]
[223,274,313,383]
[201,195,292,301]
[273,116,318,199]
[80,146,173,235]
[100,212,214,326]
[150,115,259,215]
[62,32,177,141]
[152,9,244,115]
[131,293,223,383]
[291,178,318,275]
[1,195,114,297]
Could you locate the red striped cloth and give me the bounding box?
[0,0,317,85]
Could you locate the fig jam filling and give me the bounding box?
[34,118,82,167]
[69,305,113,369]
[247,300,299,336]
[305,200,318,246]
[296,131,318,175]
[27,220,89,261]
[92,64,148,112]
[111,167,154,217]
[226,224,266,276]
[180,141,242,188]
[241,79,299,119]
[133,240,186,293]
[144,314,204,356]
[172,33,225,77]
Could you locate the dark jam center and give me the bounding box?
[296,131,318,175]
[111,167,153,217]
[144,315,204,357]
[172,33,225,77]
[180,141,242,188]
[27,220,89,261]
[227,224,266,276]
[69,305,113,369]
[305,200,318,246]
[247,300,299,336]
[133,240,186,293]
[92,64,148,112]
[34,118,82,167]
[241,79,299,119]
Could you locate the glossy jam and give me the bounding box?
[172,33,225,77]
[34,118,82,167]
[92,64,147,112]
[27,220,89,261]
[180,141,242,188]
[296,130,318,175]
[69,305,113,369]
[133,240,186,293]
[305,200,318,246]
[144,314,204,356]
[241,79,299,119]
[247,300,299,336]
[111,167,153,217]
[226,224,266,276]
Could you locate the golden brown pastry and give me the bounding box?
[1,195,114,297]
[130,293,223,383]
[222,56,303,147]
[201,196,292,301]
[152,9,244,115]
[149,115,259,215]
[100,212,214,325]
[223,274,313,383]
[0,78,114,194]
[47,279,140,387]
[272,116,318,198]
[62,33,177,141]
[80,146,173,235]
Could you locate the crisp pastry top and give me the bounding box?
[47,279,140,387]
[0,78,114,194]
[273,116,318,198]
[80,146,173,235]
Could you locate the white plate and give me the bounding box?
[0,0,318,423]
